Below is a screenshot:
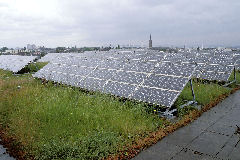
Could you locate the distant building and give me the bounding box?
[27,44,37,50]
[224,48,232,52]
[149,34,152,48]
[2,49,32,55]
[5,49,16,54]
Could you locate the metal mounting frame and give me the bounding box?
[158,78,198,119]
[179,78,198,109]
[158,108,177,119]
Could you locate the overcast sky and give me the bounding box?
[0,0,240,48]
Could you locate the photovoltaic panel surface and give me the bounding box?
[34,50,196,107]
[130,54,196,107]
[164,50,238,82]
[193,51,236,82]
[38,53,63,62]
[38,53,91,63]
[233,53,240,70]
[0,55,37,73]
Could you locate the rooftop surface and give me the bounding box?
[133,90,240,160]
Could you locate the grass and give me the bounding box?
[0,68,237,159]
[176,81,231,105]
[175,81,232,117]
[18,62,48,73]
[229,70,240,84]
[0,70,164,159]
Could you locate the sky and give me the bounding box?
[0,0,240,48]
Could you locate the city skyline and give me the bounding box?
[0,0,240,48]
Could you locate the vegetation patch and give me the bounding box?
[229,70,240,85]
[0,69,238,160]
[18,62,48,74]
[176,81,231,105]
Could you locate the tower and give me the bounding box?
[149,34,152,48]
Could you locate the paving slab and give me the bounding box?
[206,123,235,136]
[0,141,15,160]
[171,148,219,160]
[187,131,229,155]
[160,124,204,147]
[216,134,239,159]
[0,154,15,160]
[0,145,6,155]
[228,148,240,160]
[215,113,240,127]
[133,91,240,160]
[133,142,182,160]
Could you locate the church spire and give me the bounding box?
[149,34,152,48]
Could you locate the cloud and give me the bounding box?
[0,0,239,48]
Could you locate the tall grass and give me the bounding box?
[0,70,163,159]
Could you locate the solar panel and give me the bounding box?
[167,50,238,82]
[103,81,137,98]
[192,51,236,82]
[0,55,37,73]
[143,74,189,91]
[38,53,62,62]
[131,87,179,107]
[130,62,195,107]
[233,53,240,70]
[123,60,157,73]
[111,71,147,84]
[154,58,194,77]
[38,53,90,63]
[34,50,197,107]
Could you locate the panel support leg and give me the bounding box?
[234,67,236,82]
[179,78,198,109]
[190,78,196,102]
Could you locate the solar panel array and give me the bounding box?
[0,55,37,73]
[34,50,196,107]
[38,53,79,63]
[34,49,240,107]
[195,53,235,82]
[177,50,238,82]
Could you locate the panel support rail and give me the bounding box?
[180,78,198,109]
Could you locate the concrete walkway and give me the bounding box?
[0,140,15,160]
[134,91,240,160]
